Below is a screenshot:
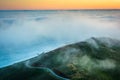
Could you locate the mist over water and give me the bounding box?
[0,10,120,67]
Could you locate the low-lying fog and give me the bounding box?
[0,10,120,67]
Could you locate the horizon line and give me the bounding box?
[0,8,120,10]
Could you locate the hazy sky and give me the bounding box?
[0,0,120,10]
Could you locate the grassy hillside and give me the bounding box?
[0,37,120,80]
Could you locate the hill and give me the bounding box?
[0,37,120,80]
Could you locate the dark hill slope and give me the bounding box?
[0,37,120,80]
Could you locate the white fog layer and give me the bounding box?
[0,10,120,67]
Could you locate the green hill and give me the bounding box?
[0,37,120,80]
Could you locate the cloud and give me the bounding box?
[0,11,120,47]
[0,11,120,67]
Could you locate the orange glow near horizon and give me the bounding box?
[0,0,120,10]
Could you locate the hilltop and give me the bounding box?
[0,37,120,80]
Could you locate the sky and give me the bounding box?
[0,0,120,10]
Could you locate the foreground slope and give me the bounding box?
[0,37,120,80]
